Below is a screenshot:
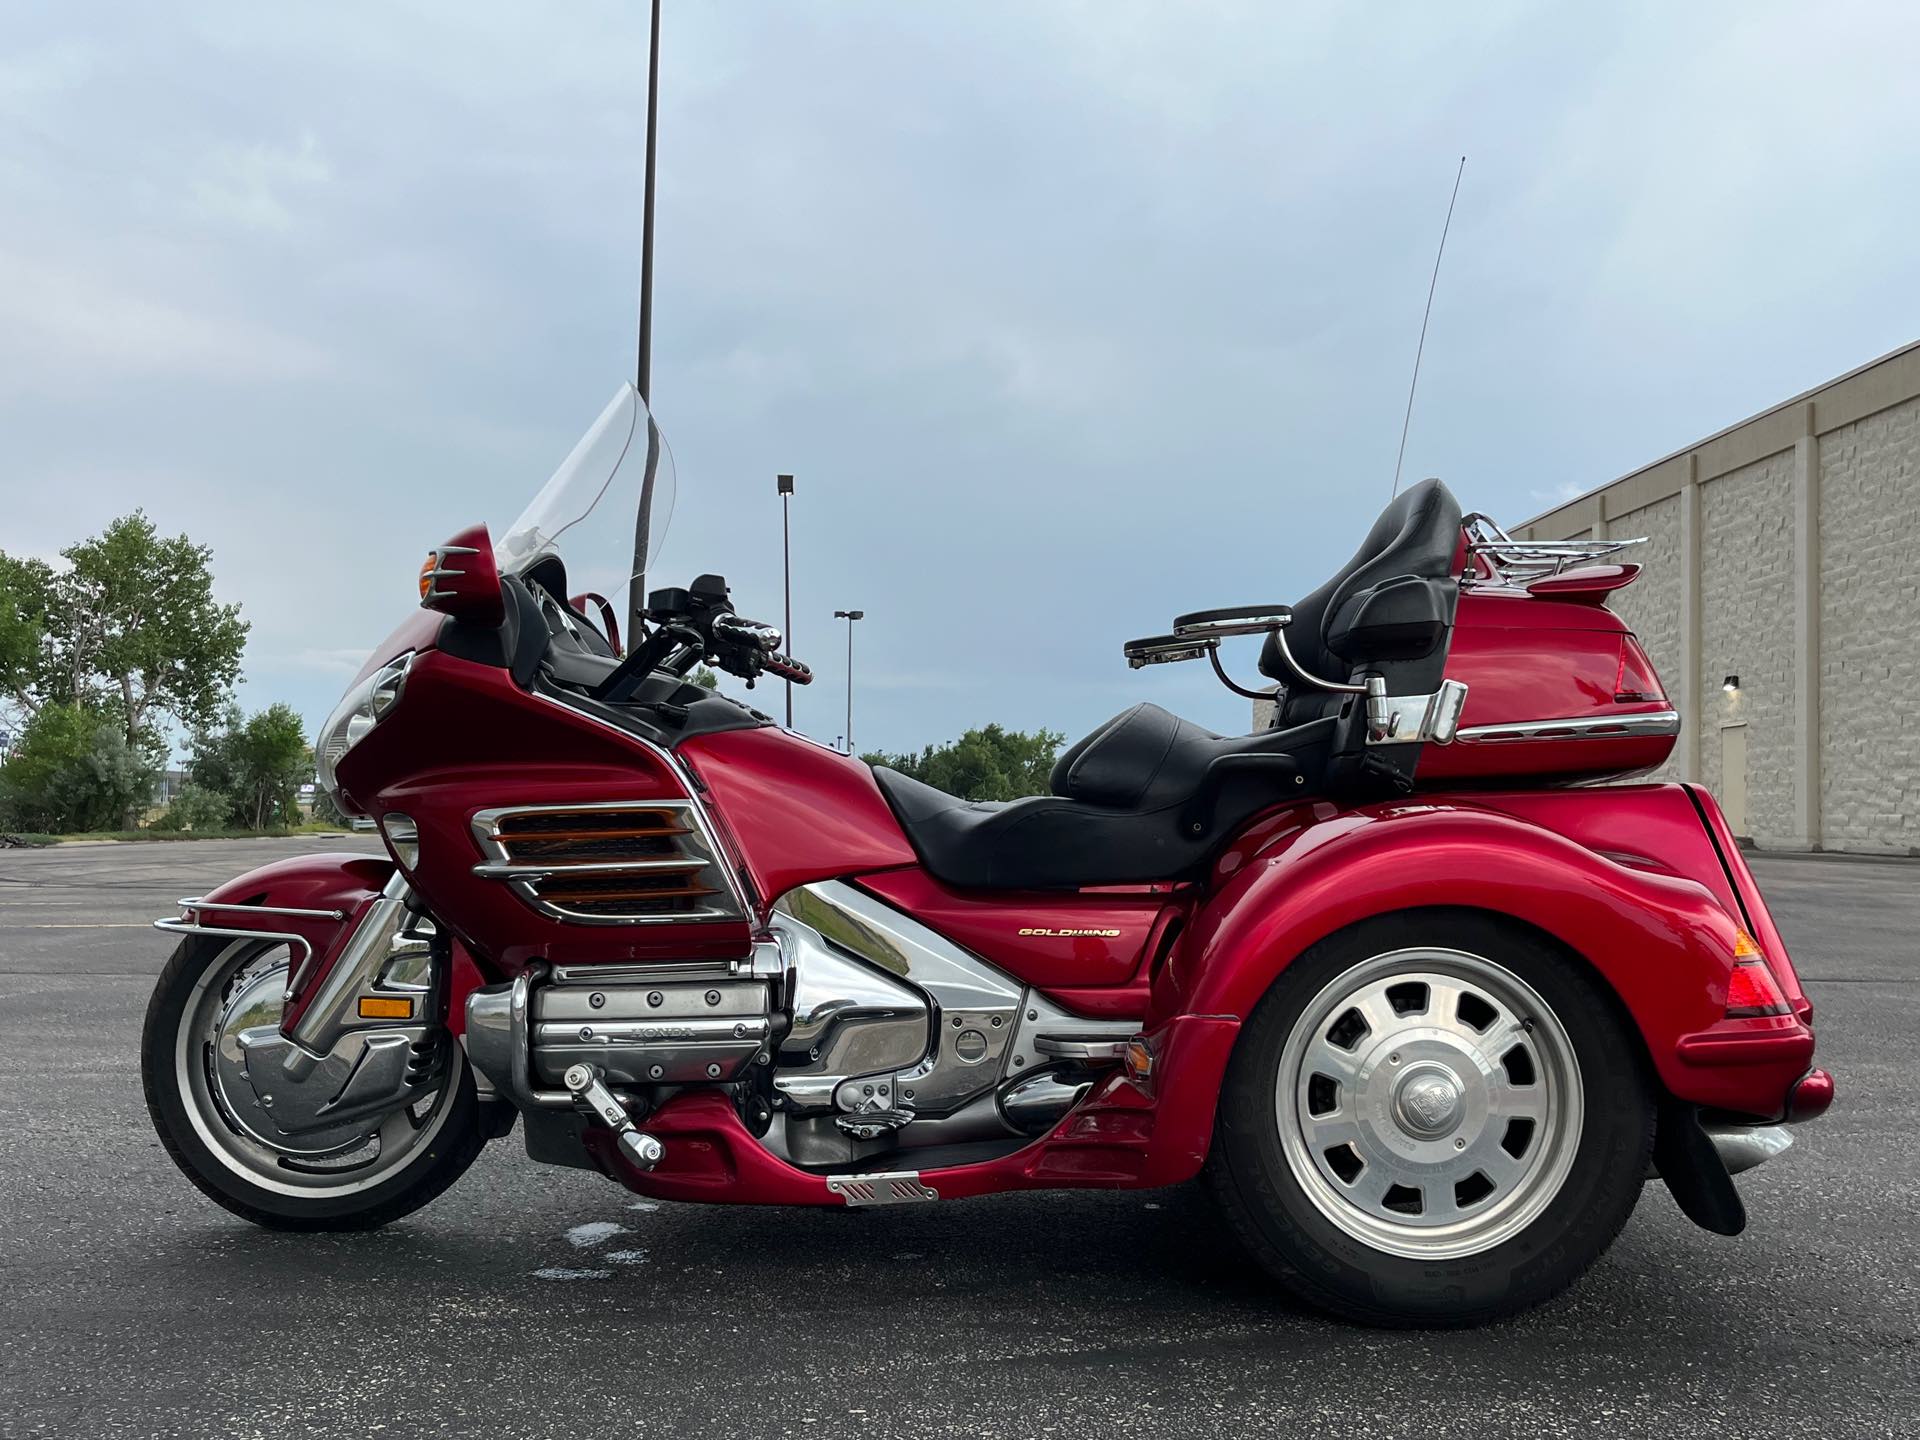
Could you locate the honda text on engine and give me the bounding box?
[141,385,1833,1326]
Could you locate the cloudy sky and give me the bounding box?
[4,1,1918,757]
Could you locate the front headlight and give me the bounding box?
[315,652,414,811]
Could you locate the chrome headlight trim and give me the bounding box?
[315,652,415,811]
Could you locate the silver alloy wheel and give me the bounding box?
[1275,947,1583,1261]
[175,939,458,1199]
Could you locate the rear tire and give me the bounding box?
[1205,910,1652,1326]
[142,935,486,1231]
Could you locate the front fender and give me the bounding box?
[1152,801,1799,1114]
[174,853,399,1034]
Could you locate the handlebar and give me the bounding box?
[762,652,813,685]
[711,614,782,654]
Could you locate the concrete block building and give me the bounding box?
[1516,341,1920,854]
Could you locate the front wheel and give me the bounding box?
[1206,911,1653,1326]
[142,934,486,1230]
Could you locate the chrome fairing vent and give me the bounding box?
[471,802,744,925]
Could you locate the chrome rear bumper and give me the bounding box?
[1705,1123,1793,1176]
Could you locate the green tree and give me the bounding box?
[864,724,1065,802]
[153,782,232,832]
[0,701,162,832]
[188,703,312,830]
[0,553,54,719]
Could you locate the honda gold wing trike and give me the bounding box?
[142,385,1833,1326]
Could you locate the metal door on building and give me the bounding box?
[1719,722,1749,839]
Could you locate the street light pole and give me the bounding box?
[833,609,864,754]
[777,474,794,727]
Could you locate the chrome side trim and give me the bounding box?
[470,798,744,927]
[178,897,347,921]
[826,1171,939,1206]
[472,858,707,880]
[521,688,754,917]
[1455,709,1681,744]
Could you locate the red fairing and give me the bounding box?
[346,608,443,688]
[340,650,753,973]
[679,726,917,908]
[855,868,1174,988]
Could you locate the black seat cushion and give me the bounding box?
[871,708,1334,890]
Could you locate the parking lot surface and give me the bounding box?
[0,838,1914,1438]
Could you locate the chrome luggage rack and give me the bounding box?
[1462,512,1646,588]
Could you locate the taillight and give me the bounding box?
[1614,634,1666,705]
[1725,929,1791,1017]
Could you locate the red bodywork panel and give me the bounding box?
[679,726,917,910]
[190,853,397,1035]
[1150,785,1813,1127]
[854,868,1174,989]
[1426,588,1676,783]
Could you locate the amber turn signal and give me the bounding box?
[358,996,415,1020]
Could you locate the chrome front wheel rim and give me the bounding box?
[174,939,457,1199]
[1275,947,1583,1261]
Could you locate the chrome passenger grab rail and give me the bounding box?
[1462,512,1647,587]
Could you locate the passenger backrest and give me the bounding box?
[1260,478,1463,726]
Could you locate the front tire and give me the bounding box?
[142,935,486,1231]
[1206,911,1653,1326]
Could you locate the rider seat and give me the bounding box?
[871,479,1463,890]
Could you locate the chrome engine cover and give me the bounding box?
[771,882,1120,1122]
[530,967,772,1087]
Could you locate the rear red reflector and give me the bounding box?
[1725,958,1791,1018]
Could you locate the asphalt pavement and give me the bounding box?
[0,837,1914,1438]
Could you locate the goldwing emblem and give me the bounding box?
[1017,927,1122,938]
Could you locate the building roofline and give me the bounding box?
[1518,336,1920,536]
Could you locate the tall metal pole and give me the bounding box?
[628,0,664,646]
[778,475,795,726]
[636,0,661,404]
[834,609,863,753]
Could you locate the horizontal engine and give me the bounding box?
[464,886,1137,1172]
[530,965,772,1087]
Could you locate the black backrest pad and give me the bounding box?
[1260,477,1463,688]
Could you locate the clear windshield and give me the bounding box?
[494,383,677,617]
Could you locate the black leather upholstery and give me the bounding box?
[872,707,1333,889]
[1259,476,1461,699]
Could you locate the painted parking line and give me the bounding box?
[13,922,156,929]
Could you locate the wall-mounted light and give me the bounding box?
[1722,674,1741,695]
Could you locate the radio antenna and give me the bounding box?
[1391,155,1465,498]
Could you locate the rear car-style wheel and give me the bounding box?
[142,935,485,1230]
[1207,911,1653,1326]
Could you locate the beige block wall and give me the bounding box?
[1696,451,1797,844]
[1517,341,1920,855]
[1818,394,1920,852]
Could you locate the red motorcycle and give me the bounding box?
[141,385,1832,1325]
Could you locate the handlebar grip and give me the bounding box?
[712,614,782,653]
[764,653,812,685]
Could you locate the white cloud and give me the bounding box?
[189,129,332,233]
[0,247,329,395]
